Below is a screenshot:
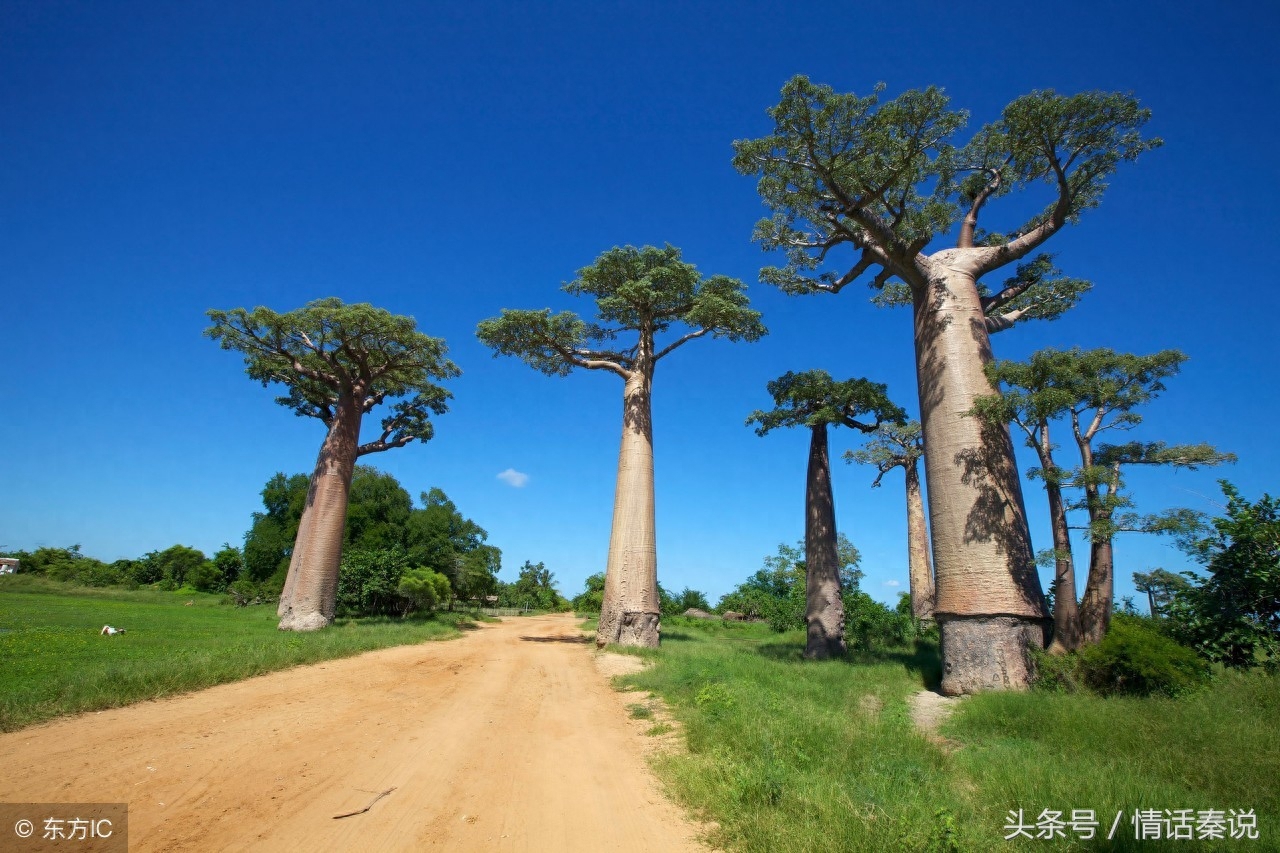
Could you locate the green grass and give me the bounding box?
[0,575,481,732]
[613,615,1279,852]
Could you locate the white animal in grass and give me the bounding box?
[100,625,126,636]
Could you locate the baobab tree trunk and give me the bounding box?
[277,494,316,617]
[278,400,362,632]
[1044,477,1082,653]
[804,423,845,659]
[596,371,661,648]
[1076,458,1119,646]
[904,460,935,622]
[912,258,1048,695]
[1079,519,1115,645]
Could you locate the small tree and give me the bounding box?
[398,567,452,615]
[846,421,935,621]
[1132,568,1191,620]
[503,560,565,611]
[207,298,459,631]
[478,245,765,647]
[736,77,1159,692]
[976,347,1233,646]
[672,588,711,613]
[572,573,607,613]
[747,370,904,658]
[1167,482,1279,669]
[1055,350,1234,643]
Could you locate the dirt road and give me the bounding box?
[0,615,705,851]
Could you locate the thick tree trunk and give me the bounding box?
[904,460,935,622]
[596,371,660,648]
[1079,520,1114,645]
[804,423,845,659]
[912,256,1048,695]
[278,399,362,631]
[276,491,317,616]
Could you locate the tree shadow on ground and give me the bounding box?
[848,641,942,691]
[755,639,942,690]
[659,630,695,642]
[519,634,591,643]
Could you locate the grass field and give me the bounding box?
[0,576,481,732]
[610,616,1279,852]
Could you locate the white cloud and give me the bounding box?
[497,468,530,488]
[883,579,901,587]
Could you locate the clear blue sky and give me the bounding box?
[3,0,1277,608]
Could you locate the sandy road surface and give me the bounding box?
[0,615,704,852]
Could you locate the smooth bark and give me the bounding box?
[912,257,1047,694]
[804,423,845,659]
[1080,535,1114,644]
[903,460,935,621]
[278,400,362,631]
[1073,431,1119,646]
[595,371,661,648]
[1035,423,1082,653]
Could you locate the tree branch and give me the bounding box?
[985,308,1027,334]
[957,167,1004,249]
[973,159,1072,275]
[654,328,710,361]
[357,435,413,456]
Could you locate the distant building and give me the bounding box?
[0,558,19,575]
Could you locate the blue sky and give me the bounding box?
[2,0,1277,608]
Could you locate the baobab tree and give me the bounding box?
[747,370,905,659]
[735,76,1159,693]
[846,421,935,622]
[206,298,459,631]
[477,244,766,648]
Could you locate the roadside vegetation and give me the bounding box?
[0,575,481,732]
[613,616,1277,852]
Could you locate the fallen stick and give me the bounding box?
[332,787,396,819]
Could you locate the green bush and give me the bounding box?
[1165,482,1279,670]
[1077,613,1210,697]
[337,547,412,616]
[572,572,605,613]
[186,560,225,593]
[1029,645,1083,693]
[398,567,452,614]
[844,590,915,650]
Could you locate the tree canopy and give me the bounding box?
[746,370,906,435]
[733,76,1160,303]
[845,420,924,485]
[1167,483,1280,670]
[206,297,459,454]
[476,244,766,379]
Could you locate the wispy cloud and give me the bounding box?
[497,468,530,488]
[883,579,901,587]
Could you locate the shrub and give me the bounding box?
[337,547,412,616]
[844,590,915,650]
[1076,614,1210,697]
[1165,482,1279,670]
[227,577,272,605]
[398,567,452,614]
[1029,646,1083,693]
[572,573,605,613]
[186,560,226,593]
